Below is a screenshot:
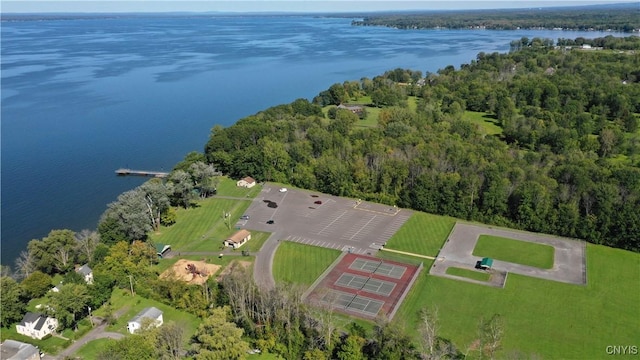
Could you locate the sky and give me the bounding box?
[2,1,638,14]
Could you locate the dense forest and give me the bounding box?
[204,36,640,252]
[351,5,640,32]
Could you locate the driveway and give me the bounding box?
[51,316,125,359]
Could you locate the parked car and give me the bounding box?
[240,215,250,220]
[314,200,322,205]
[279,187,288,192]
[266,220,275,224]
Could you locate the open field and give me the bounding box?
[150,197,252,252]
[273,241,341,286]
[97,289,201,341]
[463,111,503,135]
[215,176,263,197]
[396,244,640,359]
[473,235,555,269]
[384,212,455,257]
[445,267,491,282]
[75,338,112,359]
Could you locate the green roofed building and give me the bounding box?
[480,257,493,269]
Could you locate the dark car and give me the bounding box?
[314,200,322,205]
[266,220,275,224]
[240,215,250,220]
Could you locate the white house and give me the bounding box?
[236,176,256,188]
[76,264,93,284]
[223,230,252,249]
[0,340,41,360]
[127,307,163,334]
[16,312,58,340]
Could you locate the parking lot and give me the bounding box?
[241,184,412,254]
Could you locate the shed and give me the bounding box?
[480,257,494,270]
[156,244,171,258]
[127,307,163,334]
[224,230,252,249]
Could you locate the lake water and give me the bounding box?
[0,14,612,264]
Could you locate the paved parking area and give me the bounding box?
[433,223,586,285]
[242,184,412,255]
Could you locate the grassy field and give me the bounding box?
[149,197,252,252]
[215,176,263,198]
[395,244,640,359]
[463,111,503,135]
[75,338,112,359]
[445,267,491,282]
[273,241,341,286]
[473,235,555,269]
[384,212,456,257]
[98,289,201,340]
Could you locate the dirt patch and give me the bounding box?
[160,259,221,285]
[216,260,252,281]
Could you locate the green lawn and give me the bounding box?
[384,212,456,257]
[445,267,491,282]
[215,176,263,198]
[150,197,253,252]
[273,242,341,286]
[463,111,503,135]
[473,235,555,269]
[74,338,112,359]
[99,289,201,341]
[0,327,71,355]
[395,244,640,359]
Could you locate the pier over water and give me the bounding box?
[115,168,169,178]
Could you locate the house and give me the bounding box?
[127,307,163,334]
[236,176,256,188]
[223,230,252,249]
[156,244,171,258]
[76,264,93,284]
[337,104,364,114]
[0,340,41,360]
[16,313,58,340]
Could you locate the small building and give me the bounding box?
[156,244,171,258]
[0,340,41,360]
[480,257,494,270]
[224,230,252,249]
[16,313,58,340]
[337,104,364,114]
[76,264,93,284]
[236,176,256,188]
[127,307,163,334]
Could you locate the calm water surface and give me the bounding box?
[0,15,612,264]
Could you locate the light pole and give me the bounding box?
[88,306,93,328]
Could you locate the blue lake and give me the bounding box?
[0,14,613,264]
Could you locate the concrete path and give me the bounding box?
[380,248,436,260]
[435,223,586,285]
[253,232,281,290]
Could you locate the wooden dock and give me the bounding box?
[115,168,169,178]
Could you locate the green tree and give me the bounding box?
[47,282,90,329]
[336,335,366,360]
[192,306,249,360]
[1,276,26,327]
[27,229,77,274]
[20,270,52,299]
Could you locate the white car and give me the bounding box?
[279,187,288,192]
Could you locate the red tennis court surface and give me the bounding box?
[305,253,423,320]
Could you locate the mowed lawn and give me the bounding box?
[463,111,503,135]
[384,212,455,257]
[273,241,341,286]
[215,176,263,198]
[150,197,252,252]
[395,244,640,359]
[445,267,491,282]
[75,338,112,359]
[473,235,555,269]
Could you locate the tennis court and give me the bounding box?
[348,258,407,279]
[321,289,385,317]
[335,273,396,296]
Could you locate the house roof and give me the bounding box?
[76,264,92,276]
[241,176,256,184]
[20,312,50,330]
[130,307,163,324]
[1,340,40,360]
[155,244,171,255]
[226,230,251,244]
[481,257,494,267]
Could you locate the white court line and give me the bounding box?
[348,215,377,241]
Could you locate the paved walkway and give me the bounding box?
[52,310,127,359]
[380,248,436,260]
[253,232,281,290]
